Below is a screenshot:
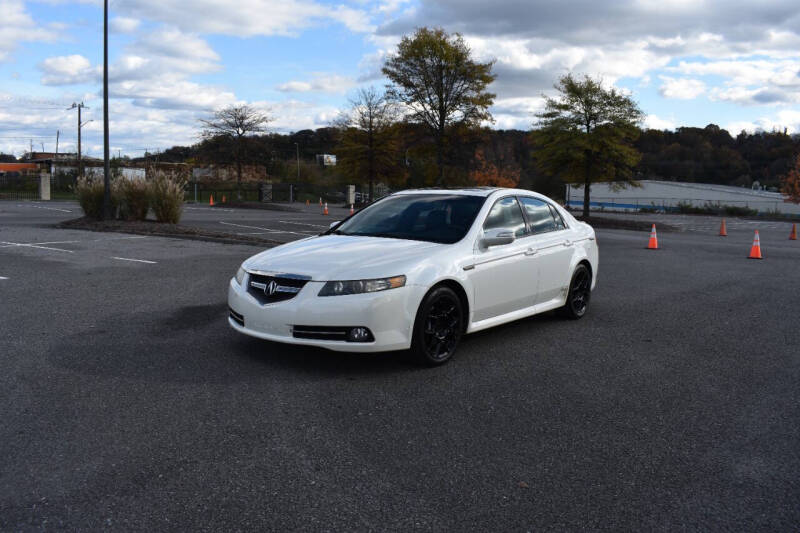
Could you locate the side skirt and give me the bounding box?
[466,296,566,334]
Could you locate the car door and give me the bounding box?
[467,196,538,322]
[518,196,575,305]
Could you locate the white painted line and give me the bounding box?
[0,276,8,280]
[21,204,72,213]
[185,206,235,212]
[0,241,74,253]
[30,240,81,246]
[218,221,313,237]
[278,220,329,228]
[91,235,147,242]
[111,256,157,264]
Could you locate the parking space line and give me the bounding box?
[16,204,73,213]
[219,221,316,237]
[0,240,80,247]
[111,257,157,264]
[278,220,329,228]
[0,241,74,253]
[91,235,147,242]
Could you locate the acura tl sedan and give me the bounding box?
[228,188,598,365]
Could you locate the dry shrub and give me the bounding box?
[75,176,117,219]
[149,171,186,223]
[118,179,150,221]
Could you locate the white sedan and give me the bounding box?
[228,188,598,365]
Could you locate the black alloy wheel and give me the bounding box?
[561,264,591,319]
[411,286,464,366]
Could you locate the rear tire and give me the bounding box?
[410,286,464,366]
[560,264,591,319]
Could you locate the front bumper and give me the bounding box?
[227,276,423,352]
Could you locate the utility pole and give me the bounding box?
[68,102,88,176]
[102,0,111,220]
[56,130,59,155]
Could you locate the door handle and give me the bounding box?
[562,240,572,247]
[525,247,537,256]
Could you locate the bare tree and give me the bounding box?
[335,87,400,201]
[200,105,271,200]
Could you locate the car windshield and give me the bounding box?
[331,194,486,244]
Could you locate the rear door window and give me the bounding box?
[519,197,558,234]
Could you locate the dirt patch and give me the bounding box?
[56,216,282,247]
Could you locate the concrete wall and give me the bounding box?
[566,180,800,215]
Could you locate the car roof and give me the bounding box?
[393,187,550,200]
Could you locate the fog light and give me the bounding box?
[347,327,373,342]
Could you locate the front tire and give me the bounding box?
[560,264,591,319]
[410,286,464,366]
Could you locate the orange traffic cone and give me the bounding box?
[349,204,354,215]
[306,199,309,206]
[323,202,329,215]
[748,230,763,259]
[646,224,659,249]
[319,197,322,206]
[209,194,214,206]
[790,223,797,240]
[222,195,226,204]
[719,218,727,237]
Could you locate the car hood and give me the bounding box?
[243,234,445,281]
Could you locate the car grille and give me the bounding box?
[246,273,309,305]
[292,326,350,340]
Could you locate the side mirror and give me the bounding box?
[480,228,516,248]
[329,221,340,229]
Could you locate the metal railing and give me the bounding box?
[0,174,39,200]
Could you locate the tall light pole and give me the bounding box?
[102,0,111,219]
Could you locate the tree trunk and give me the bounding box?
[436,131,444,186]
[368,131,375,203]
[583,152,592,219]
[237,158,243,201]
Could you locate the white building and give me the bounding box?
[566,180,800,215]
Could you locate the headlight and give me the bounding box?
[318,275,406,296]
[235,266,246,285]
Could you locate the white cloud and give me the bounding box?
[658,76,706,99]
[39,55,99,85]
[645,114,677,130]
[118,0,373,37]
[110,17,141,33]
[0,0,56,62]
[277,73,355,93]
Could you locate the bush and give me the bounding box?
[722,205,757,217]
[149,171,186,223]
[118,179,149,221]
[75,176,117,219]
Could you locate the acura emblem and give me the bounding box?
[266,280,278,296]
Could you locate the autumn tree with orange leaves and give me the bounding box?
[469,147,520,188]
[781,154,800,203]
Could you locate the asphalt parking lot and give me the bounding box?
[2,200,799,530]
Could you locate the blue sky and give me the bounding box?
[1,0,800,157]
